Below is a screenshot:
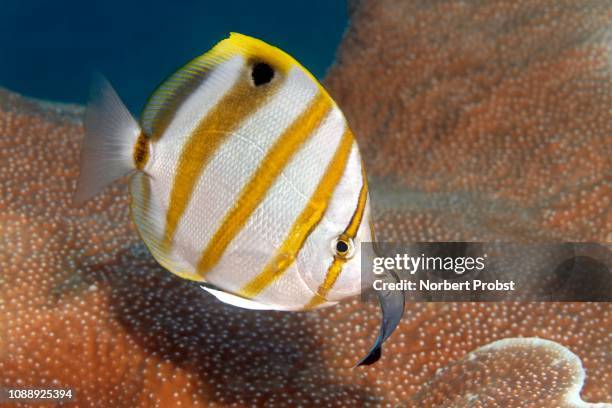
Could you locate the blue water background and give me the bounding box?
[0,0,347,113]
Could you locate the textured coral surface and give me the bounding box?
[1,0,611,407]
[327,0,611,242]
[413,338,607,407]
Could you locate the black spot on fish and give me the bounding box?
[251,62,274,86]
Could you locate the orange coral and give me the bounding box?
[0,89,610,407]
[327,0,611,242]
[1,0,611,406]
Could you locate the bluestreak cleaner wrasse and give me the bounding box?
[75,33,403,365]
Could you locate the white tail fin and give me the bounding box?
[74,75,141,204]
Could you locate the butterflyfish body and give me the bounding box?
[75,33,374,312]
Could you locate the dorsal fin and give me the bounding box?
[140,33,323,139]
[140,46,229,139]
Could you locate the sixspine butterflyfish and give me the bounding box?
[75,33,403,365]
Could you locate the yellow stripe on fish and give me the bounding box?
[196,91,332,277]
[161,67,283,253]
[132,132,149,169]
[238,128,355,297]
[78,33,373,311]
[131,172,202,281]
[141,33,305,141]
[304,173,369,310]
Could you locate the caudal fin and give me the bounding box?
[74,75,141,204]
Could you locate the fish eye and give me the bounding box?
[251,62,274,86]
[332,236,354,259]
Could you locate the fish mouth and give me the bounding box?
[356,268,405,366]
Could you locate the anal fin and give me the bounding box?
[200,285,289,311]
